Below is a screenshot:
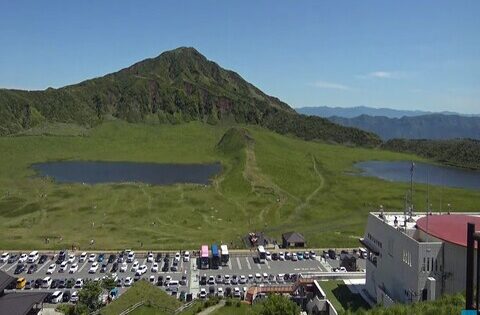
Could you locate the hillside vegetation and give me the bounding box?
[0,47,380,147]
[0,121,478,250]
[383,138,480,169]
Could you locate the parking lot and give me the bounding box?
[0,249,365,303]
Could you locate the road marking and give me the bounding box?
[265,261,271,270]
[0,262,7,270]
[227,259,232,270]
[37,260,50,272]
[245,257,251,270]
[78,261,89,272]
[257,263,261,270]
[142,258,147,265]
[236,257,242,270]
[6,262,18,272]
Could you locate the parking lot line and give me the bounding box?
[245,257,251,270]
[236,257,242,270]
[36,260,50,272]
[6,262,18,272]
[142,258,147,265]
[78,261,89,272]
[0,262,7,270]
[257,262,261,270]
[227,259,232,270]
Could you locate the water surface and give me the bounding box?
[32,161,221,185]
[355,161,480,190]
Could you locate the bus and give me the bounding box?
[257,245,266,264]
[211,244,220,269]
[200,245,209,269]
[220,245,229,266]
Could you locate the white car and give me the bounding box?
[217,287,224,297]
[130,261,139,272]
[277,274,285,283]
[46,264,56,274]
[88,253,96,262]
[70,291,79,303]
[266,252,272,261]
[199,288,207,299]
[292,253,298,261]
[89,262,99,273]
[79,252,87,262]
[27,251,39,263]
[124,277,133,287]
[127,251,135,263]
[42,277,52,288]
[151,262,159,272]
[165,275,171,285]
[149,275,155,283]
[335,267,347,273]
[208,275,215,285]
[223,274,231,285]
[67,254,76,264]
[120,262,128,272]
[233,287,241,298]
[255,273,262,283]
[74,278,83,288]
[175,252,181,261]
[51,290,63,304]
[147,252,154,263]
[279,252,285,261]
[18,253,28,263]
[69,263,78,273]
[183,251,190,262]
[239,275,246,284]
[0,252,10,262]
[59,261,68,272]
[137,264,147,275]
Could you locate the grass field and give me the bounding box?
[0,121,478,250]
[320,280,370,313]
[100,280,181,315]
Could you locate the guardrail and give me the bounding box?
[118,301,145,315]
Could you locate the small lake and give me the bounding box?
[31,161,222,185]
[355,161,480,190]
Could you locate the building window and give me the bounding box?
[422,257,426,272]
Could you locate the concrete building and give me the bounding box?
[360,211,479,306]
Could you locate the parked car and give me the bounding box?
[74,278,83,288]
[56,250,67,264]
[100,264,108,273]
[199,288,207,299]
[27,264,37,274]
[16,277,26,289]
[18,253,28,263]
[151,262,159,272]
[89,262,99,273]
[42,277,52,288]
[59,261,69,272]
[124,277,133,287]
[108,254,116,264]
[27,251,39,263]
[183,251,190,262]
[70,291,79,303]
[38,254,48,264]
[14,264,26,274]
[88,253,96,262]
[51,291,63,304]
[62,290,71,302]
[8,254,18,263]
[130,261,139,272]
[0,252,9,262]
[79,252,87,262]
[111,262,119,272]
[155,253,163,262]
[120,262,128,272]
[217,287,224,298]
[46,264,56,274]
[147,252,154,262]
[97,253,105,263]
[69,263,78,273]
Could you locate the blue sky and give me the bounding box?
[1,1,479,114]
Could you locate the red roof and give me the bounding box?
[416,214,480,248]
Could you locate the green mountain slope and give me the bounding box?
[0,47,380,146]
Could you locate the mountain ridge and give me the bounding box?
[0,47,380,147]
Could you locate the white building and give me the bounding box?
[361,211,479,306]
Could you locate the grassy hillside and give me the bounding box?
[383,138,480,169]
[0,121,478,250]
[100,280,181,315]
[0,47,380,147]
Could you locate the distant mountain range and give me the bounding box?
[328,114,480,140]
[296,105,478,119]
[296,106,480,140]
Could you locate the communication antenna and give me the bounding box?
[404,192,408,230]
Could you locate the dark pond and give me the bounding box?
[31,161,222,185]
[355,161,480,190]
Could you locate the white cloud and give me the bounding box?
[311,80,351,90]
[357,71,404,79]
